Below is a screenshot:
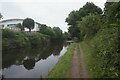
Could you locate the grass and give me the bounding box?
[80,41,93,78]
[48,43,76,78]
[76,43,82,77]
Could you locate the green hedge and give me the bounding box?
[90,24,119,78]
[81,24,119,78]
[2,29,50,50]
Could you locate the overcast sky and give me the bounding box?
[0,0,107,32]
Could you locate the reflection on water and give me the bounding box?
[23,58,35,70]
[2,42,70,78]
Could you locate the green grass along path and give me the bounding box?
[48,43,89,78]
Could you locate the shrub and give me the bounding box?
[90,24,119,78]
[2,29,30,50]
[2,29,50,50]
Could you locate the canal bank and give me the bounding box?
[48,43,76,78]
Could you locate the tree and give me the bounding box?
[38,24,47,32]
[16,23,24,31]
[77,13,101,40]
[53,27,63,39]
[39,26,56,39]
[63,32,71,40]
[66,2,102,26]
[22,18,35,32]
[81,2,102,16]
[76,2,119,77]
[65,10,80,39]
[65,2,102,39]
[0,13,3,20]
[66,10,79,26]
[106,2,120,25]
[38,24,64,39]
[68,25,80,39]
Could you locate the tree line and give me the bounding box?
[2,17,70,50]
[16,18,70,41]
[65,2,102,40]
[66,1,120,78]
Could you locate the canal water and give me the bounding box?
[2,42,70,78]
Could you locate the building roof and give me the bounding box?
[0,19,23,23]
[0,19,41,25]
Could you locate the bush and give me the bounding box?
[2,29,50,50]
[2,29,30,50]
[25,32,50,47]
[2,29,16,38]
[90,24,119,78]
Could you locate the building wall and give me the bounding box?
[0,19,39,31]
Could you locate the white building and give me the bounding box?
[0,19,40,31]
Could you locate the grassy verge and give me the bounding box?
[80,41,93,78]
[48,43,76,78]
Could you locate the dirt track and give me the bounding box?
[70,43,88,78]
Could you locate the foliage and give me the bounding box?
[2,29,50,50]
[77,13,101,40]
[92,24,119,78]
[68,25,80,39]
[16,23,24,31]
[106,2,120,24]
[2,29,30,50]
[38,24,64,40]
[22,18,35,32]
[81,24,119,78]
[81,2,102,15]
[0,13,3,20]
[63,32,71,40]
[24,32,49,47]
[38,24,47,31]
[2,29,17,39]
[53,27,63,39]
[66,2,102,26]
[2,22,64,50]
[66,2,102,39]
[39,26,56,39]
[79,2,120,78]
[66,10,79,26]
